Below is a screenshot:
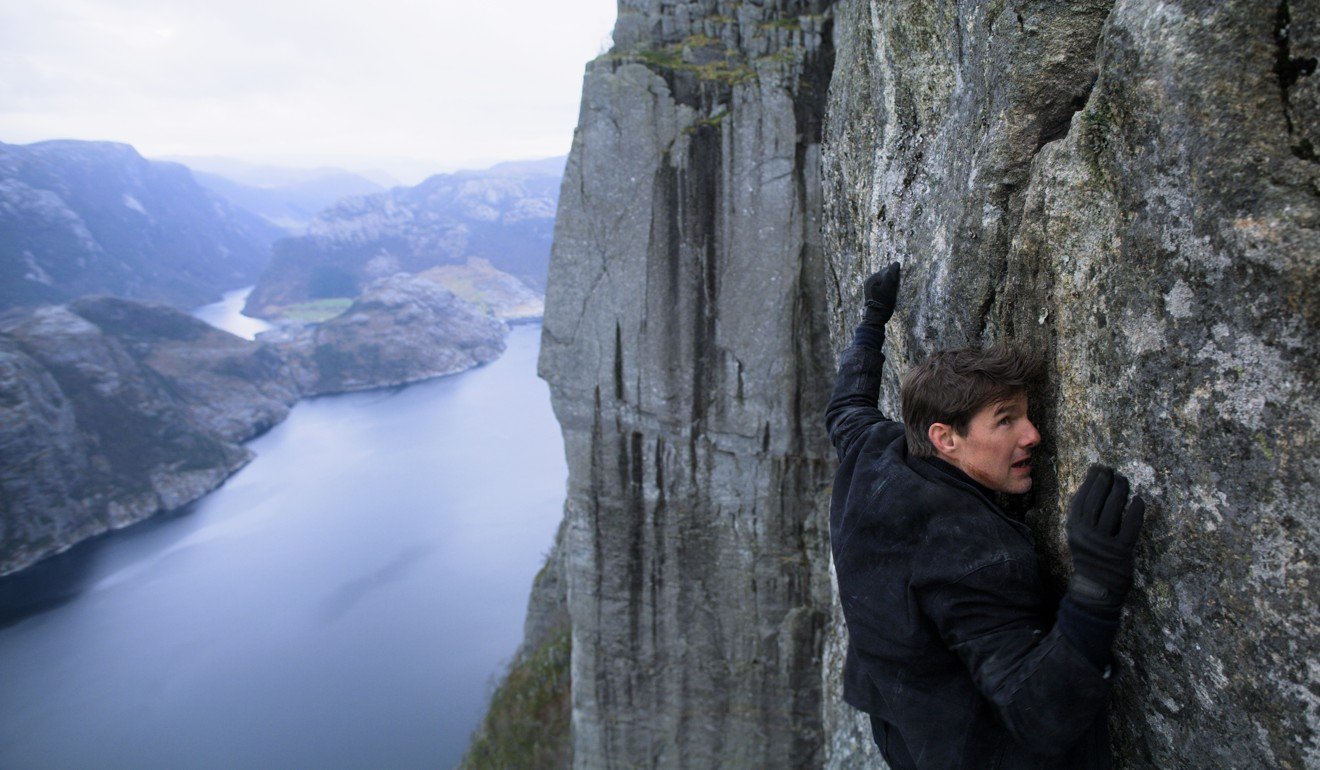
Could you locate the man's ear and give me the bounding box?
[928,422,958,457]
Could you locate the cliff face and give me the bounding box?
[824,1,1317,766]
[536,0,1317,768]
[538,1,836,766]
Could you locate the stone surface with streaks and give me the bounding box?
[538,1,837,766]
[518,0,1318,767]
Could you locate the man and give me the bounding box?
[826,262,1145,769]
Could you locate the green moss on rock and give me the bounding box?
[460,629,572,770]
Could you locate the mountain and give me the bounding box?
[0,297,299,575]
[0,282,511,577]
[158,156,401,189]
[0,141,282,311]
[190,169,386,233]
[500,1,1319,769]
[243,159,562,318]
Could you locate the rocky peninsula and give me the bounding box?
[0,281,511,576]
[0,297,297,575]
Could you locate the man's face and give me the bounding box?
[946,393,1041,494]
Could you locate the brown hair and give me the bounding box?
[900,344,1044,458]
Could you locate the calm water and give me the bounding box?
[0,317,565,769]
[192,287,273,340]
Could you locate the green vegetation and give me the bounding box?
[635,46,686,69]
[460,629,572,770]
[684,33,720,48]
[684,108,732,135]
[1080,94,1119,180]
[279,298,353,323]
[615,32,756,86]
[760,16,802,31]
[692,59,756,85]
[758,48,800,66]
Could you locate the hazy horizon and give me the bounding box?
[0,0,618,185]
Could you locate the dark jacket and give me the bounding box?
[826,338,1113,769]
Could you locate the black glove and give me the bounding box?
[1066,465,1145,613]
[861,261,901,328]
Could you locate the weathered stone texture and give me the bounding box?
[532,0,1316,767]
[823,1,1318,767]
[539,1,836,766]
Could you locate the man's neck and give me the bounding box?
[927,455,997,501]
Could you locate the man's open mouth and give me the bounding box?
[1011,458,1031,470]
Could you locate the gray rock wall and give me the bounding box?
[538,2,836,766]
[822,0,1318,767]
[536,0,1317,768]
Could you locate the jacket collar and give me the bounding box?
[924,456,997,500]
[907,453,1021,525]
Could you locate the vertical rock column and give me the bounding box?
[539,1,835,766]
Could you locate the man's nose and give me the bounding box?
[1021,419,1041,448]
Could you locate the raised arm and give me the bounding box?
[825,262,901,459]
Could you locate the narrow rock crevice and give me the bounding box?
[1037,74,1097,150]
[1274,0,1319,159]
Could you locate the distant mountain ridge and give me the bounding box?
[0,140,282,311]
[244,158,563,317]
[191,169,385,233]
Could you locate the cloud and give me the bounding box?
[0,0,617,172]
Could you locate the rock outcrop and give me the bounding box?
[267,272,508,397]
[418,258,545,323]
[526,0,1317,768]
[0,297,298,575]
[244,158,562,317]
[0,141,281,311]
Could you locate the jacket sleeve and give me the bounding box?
[824,326,892,460]
[918,558,1113,756]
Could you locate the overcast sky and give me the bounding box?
[0,0,618,182]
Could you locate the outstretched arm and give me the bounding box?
[825,262,901,459]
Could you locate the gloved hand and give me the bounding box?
[1066,465,1146,613]
[861,261,901,328]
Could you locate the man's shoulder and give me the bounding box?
[858,448,1027,564]
[853,418,906,455]
[863,446,987,518]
